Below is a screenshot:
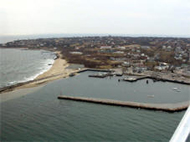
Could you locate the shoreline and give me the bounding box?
[0,85,44,103]
[1,57,189,112]
[1,66,190,94]
[0,51,79,94]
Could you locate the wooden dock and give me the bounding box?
[122,76,190,85]
[88,74,107,78]
[58,95,189,112]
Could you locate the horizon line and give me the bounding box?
[1,33,190,44]
[1,33,190,37]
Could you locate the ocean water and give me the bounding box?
[1,71,189,141]
[0,48,56,88]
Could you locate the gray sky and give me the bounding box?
[1,0,190,36]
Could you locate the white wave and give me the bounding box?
[5,59,55,87]
[23,59,55,81]
[28,59,55,80]
[0,49,57,88]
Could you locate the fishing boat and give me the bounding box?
[147,95,154,98]
[173,87,181,92]
[123,77,137,82]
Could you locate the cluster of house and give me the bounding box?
[98,45,190,74]
[162,44,190,63]
[68,43,190,74]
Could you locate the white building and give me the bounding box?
[100,46,112,49]
[70,51,83,55]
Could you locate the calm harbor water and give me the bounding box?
[1,71,189,141]
[0,48,56,88]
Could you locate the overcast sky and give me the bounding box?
[1,0,190,36]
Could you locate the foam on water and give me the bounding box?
[7,59,55,86]
[27,58,55,80]
[0,48,56,88]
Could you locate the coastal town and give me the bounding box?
[1,36,190,82]
[1,0,190,141]
[1,36,189,116]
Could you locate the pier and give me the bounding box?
[82,69,190,85]
[77,68,112,73]
[121,76,190,85]
[58,95,189,112]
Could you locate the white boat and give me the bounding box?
[173,87,178,90]
[123,77,136,81]
[147,95,154,98]
[173,87,180,92]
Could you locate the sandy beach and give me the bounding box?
[17,51,78,89]
[36,52,69,80]
[0,51,78,94]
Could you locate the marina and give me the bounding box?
[87,69,190,85]
[0,49,189,141]
[1,70,189,141]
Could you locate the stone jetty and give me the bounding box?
[58,95,189,112]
